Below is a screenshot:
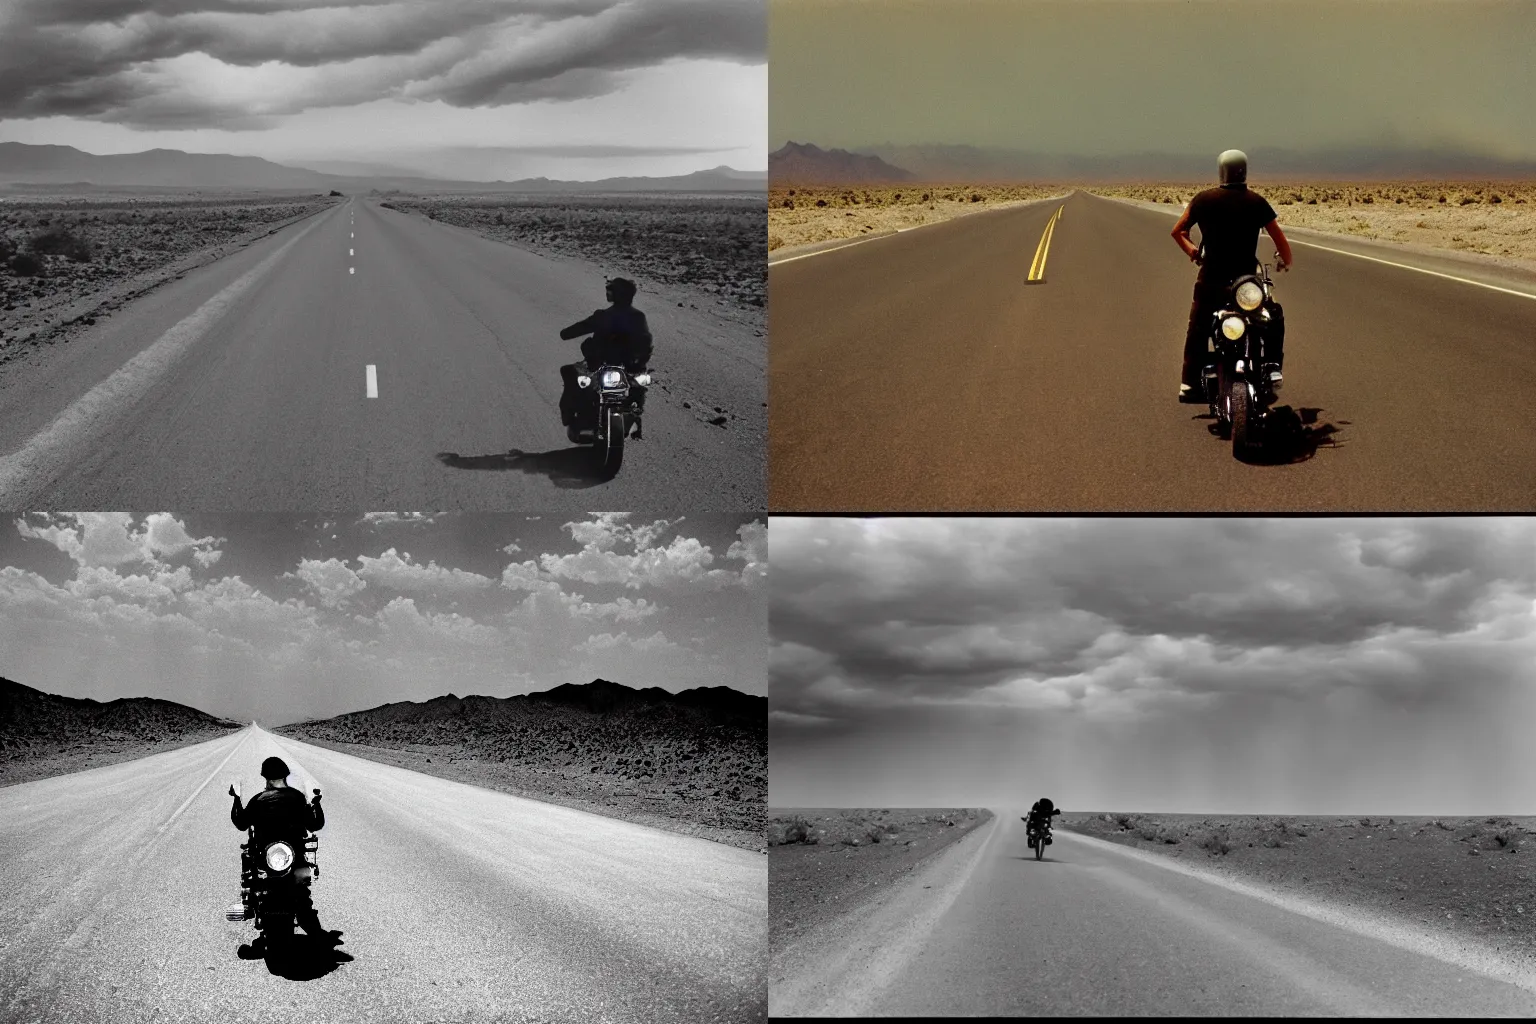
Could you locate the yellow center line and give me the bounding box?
[1027,205,1065,283]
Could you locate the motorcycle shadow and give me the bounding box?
[435,447,608,488]
[237,935,353,981]
[1009,855,1062,863]
[1200,405,1345,464]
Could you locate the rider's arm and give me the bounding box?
[559,315,597,340]
[310,792,325,832]
[1263,218,1293,269]
[1171,205,1201,262]
[230,792,246,830]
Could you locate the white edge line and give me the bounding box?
[157,729,250,834]
[768,193,1071,267]
[1107,196,1536,301]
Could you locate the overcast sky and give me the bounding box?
[770,518,1536,816]
[0,0,765,179]
[770,0,1536,162]
[0,512,766,726]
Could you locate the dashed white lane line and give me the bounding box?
[350,248,354,256]
[0,218,324,503]
[157,731,250,835]
[349,267,355,275]
[366,364,378,398]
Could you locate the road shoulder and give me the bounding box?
[769,809,997,1016]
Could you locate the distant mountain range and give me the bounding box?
[0,142,766,193]
[285,677,765,733]
[0,677,242,751]
[769,141,915,183]
[771,140,1536,182]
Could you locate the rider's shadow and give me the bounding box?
[239,935,354,981]
[435,448,608,488]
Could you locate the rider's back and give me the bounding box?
[236,787,319,844]
[582,306,652,367]
[1187,185,1277,285]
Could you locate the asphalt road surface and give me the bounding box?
[769,191,1536,511]
[770,813,1536,1016]
[0,199,765,509]
[0,726,766,1023]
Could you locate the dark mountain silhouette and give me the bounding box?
[860,142,1536,182]
[769,141,915,183]
[0,142,764,193]
[1,676,242,752]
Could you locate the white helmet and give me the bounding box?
[1218,149,1248,186]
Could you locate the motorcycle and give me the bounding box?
[569,364,650,479]
[225,786,322,956]
[1199,255,1283,461]
[1023,816,1053,861]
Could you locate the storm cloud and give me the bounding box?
[0,0,765,128]
[770,518,1536,814]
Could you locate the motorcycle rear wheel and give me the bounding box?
[1035,835,1045,860]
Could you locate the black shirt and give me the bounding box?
[560,306,653,369]
[1187,185,1278,286]
[232,786,324,846]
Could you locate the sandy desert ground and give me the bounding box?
[0,193,339,365]
[382,193,766,318]
[768,184,1062,251]
[1062,812,1536,962]
[767,808,993,954]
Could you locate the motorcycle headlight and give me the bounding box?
[601,369,623,388]
[1221,316,1246,341]
[576,374,591,388]
[632,373,651,387]
[1234,279,1264,311]
[265,842,294,872]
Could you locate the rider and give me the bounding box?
[1025,797,1061,836]
[229,756,341,948]
[558,277,653,442]
[1171,149,1294,403]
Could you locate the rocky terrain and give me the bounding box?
[1092,180,1536,266]
[381,193,766,314]
[767,808,993,955]
[768,184,1063,252]
[0,193,338,366]
[0,677,243,787]
[278,679,766,851]
[1062,812,1536,962]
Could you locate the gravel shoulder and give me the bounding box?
[1061,812,1536,967]
[768,807,992,956]
[286,734,763,852]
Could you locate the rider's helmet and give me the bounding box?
[1038,797,1055,814]
[605,277,637,306]
[260,756,290,780]
[1218,149,1248,187]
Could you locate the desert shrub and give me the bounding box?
[1491,194,1503,203]
[28,228,92,262]
[1197,831,1231,855]
[970,193,983,203]
[9,252,43,276]
[1459,195,1477,205]
[1114,813,1134,829]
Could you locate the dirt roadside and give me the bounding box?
[768,807,993,956]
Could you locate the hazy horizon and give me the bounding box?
[770,518,1536,817]
[0,1,766,181]
[0,513,766,726]
[770,0,1536,178]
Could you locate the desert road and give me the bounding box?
[770,814,1536,1017]
[0,199,765,509]
[769,190,1536,511]
[0,726,766,1023]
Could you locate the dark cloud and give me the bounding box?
[770,518,1536,727]
[0,0,764,128]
